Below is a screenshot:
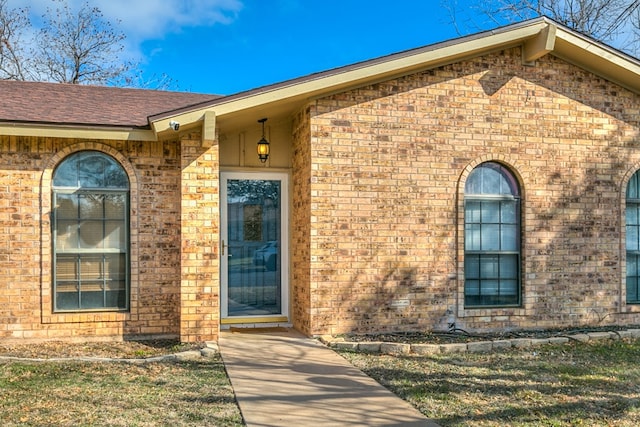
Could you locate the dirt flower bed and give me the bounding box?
[340,325,640,345]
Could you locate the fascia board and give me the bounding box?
[0,123,157,141]
[553,29,640,94]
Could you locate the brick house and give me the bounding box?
[3,17,640,343]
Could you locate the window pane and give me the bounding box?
[104,162,129,188]
[105,194,126,219]
[501,225,518,251]
[56,255,78,280]
[105,254,125,280]
[56,194,78,218]
[482,280,499,296]
[80,288,104,309]
[465,201,481,223]
[480,255,499,278]
[56,291,79,310]
[56,220,78,249]
[501,201,517,223]
[53,160,78,187]
[500,255,518,278]
[53,151,129,312]
[78,154,107,188]
[79,221,104,248]
[628,174,639,199]
[79,195,103,219]
[106,287,126,307]
[465,280,480,296]
[628,277,639,302]
[465,224,481,250]
[482,168,501,193]
[104,221,125,249]
[628,255,638,277]
[79,255,103,280]
[465,171,482,194]
[54,152,128,189]
[627,254,639,304]
[464,162,521,307]
[501,280,518,296]
[481,224,500,250]
[627,205,639,226]
[465,255,480,278]
[481,201,499,223]
[627,226,639,251]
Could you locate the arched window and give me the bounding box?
[626,171,640,303]
[464,162,521,307]
[52,151,129,311]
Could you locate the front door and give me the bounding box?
[220,171,288,323]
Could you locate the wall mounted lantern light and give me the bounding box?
[257,118,270,163]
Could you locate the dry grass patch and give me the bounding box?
[339,339,640,426]
[0,343,243,427]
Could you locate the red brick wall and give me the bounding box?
[179,132,220,342]
[292,106,313,334]
[0,137,184,342]
[302,47,640,335]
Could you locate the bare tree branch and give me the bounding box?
[35,1,132,85]
[445,0,640,55]
[0,0,32,80]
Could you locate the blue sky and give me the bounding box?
[10,1,511,95]
[149,1,472,95]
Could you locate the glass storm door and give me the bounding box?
[220,172,288,321]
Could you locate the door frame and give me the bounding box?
[219,170,289,324]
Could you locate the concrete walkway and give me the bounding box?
[218,328,438,427]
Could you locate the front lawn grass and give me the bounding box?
[0,355,243,427]
[339,339,640,426]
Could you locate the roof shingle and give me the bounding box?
[0,80,219,128]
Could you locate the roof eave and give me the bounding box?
[151,18,550,132]
[552,28,640,94]
[0,121,158,141]
[151,16,640,132]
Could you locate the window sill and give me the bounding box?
[42,311,130,324]
[459,306,526,318]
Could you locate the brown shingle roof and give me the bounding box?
[0,80,219,128]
